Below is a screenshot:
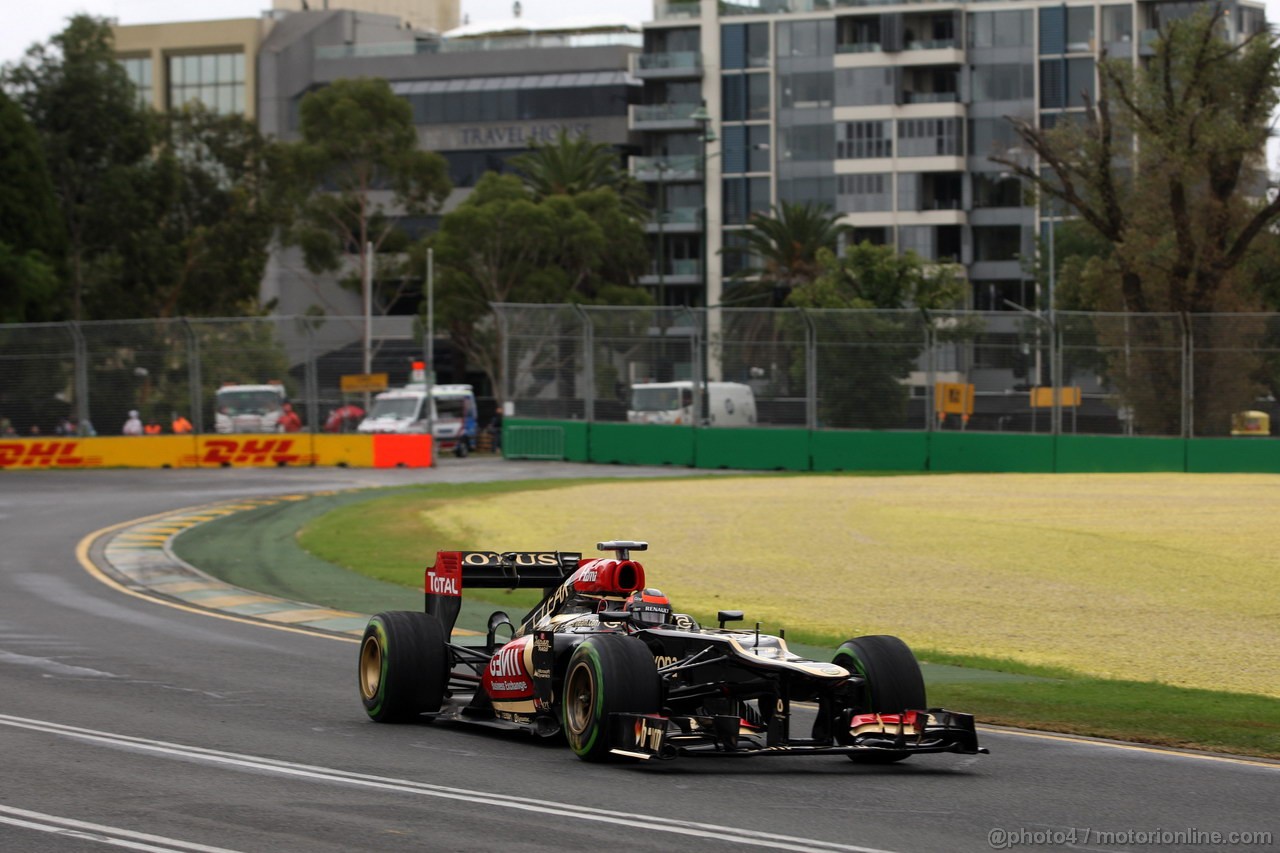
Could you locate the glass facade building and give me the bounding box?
[631,0,1269,310]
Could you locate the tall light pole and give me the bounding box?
[689,101,715,424]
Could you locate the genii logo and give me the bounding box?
[0,442,98,468]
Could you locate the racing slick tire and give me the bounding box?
[834,635,927,763]
[359,611,449,723]
[562,634,660,762]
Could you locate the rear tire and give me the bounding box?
[359,611,449,723]
[834,635,926,763]
[562,634,660,762]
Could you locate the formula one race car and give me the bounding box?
[357,541,986,763]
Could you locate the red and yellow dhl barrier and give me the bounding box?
[0,434,433,470]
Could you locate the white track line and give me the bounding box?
[0,714,894,853]
[0,805,244,853]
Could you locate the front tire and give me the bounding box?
[834,635,926,763]
[359,611,449,723]
[562,634,660,762]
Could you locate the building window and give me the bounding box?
[778,71,833,109]
[777,19,835,58]
[1066,6,1095,52]
[781,124,835,162]
[777,176,833,210]
[837,120,892,159]
[899,225,962,262]
[972,64,1034,102]
[973,173,1024,208]
[168,51,245,115]
[973,225,1026,262]
[1066,58,1095,107]
[969,116,1023,159]
[837,173,892,212]
[119,56,152,108]
[724,176,771,225]
[897,118,961,157]
[968,10,1032,48]
[836,67,894,107]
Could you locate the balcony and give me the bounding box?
[631,102,705,130]
[632,155,702,181]
[645,207,701,232]
[654,0,702,20]
[639,259,702,286]
[634,51,703,79]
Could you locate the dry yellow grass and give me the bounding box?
[422,473,1280,697]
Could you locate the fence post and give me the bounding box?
[921,309,934,432]
[1050,314,1061,435]
[67,322,91,430]
[180,319,202,434]
[799,308,817,430]
[574,304,594,423]
[303,318,319,435]
[495,304,511,414]
[692,308,704,428]
[1181,312,1193,438]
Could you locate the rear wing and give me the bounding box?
[425,550,581,637]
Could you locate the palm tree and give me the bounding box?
[730,201,850,306]
[509,130,645,217]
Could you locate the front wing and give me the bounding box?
[609,709,985,761]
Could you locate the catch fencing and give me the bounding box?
[2,309,1278,439]
[495,305,1280,438]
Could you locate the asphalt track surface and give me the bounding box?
[1,461,1277,853]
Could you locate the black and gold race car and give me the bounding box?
[357,541,986,763]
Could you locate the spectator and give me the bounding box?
[0,417,15,436]
[279,403,302,433]
[324,404,364,433]
[144,421,163,435]
[71,416,96,437]
[122,410,143,436]
[171,413,193,434]
[56,417,75,436]
[28,424,41,436]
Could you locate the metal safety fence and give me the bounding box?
[494,305,1280,438]
[3,309,1279,440]
[0,315,433,438]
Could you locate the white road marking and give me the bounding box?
[0,805,244,853]
[0,714,895,853]
[0,649,118,678]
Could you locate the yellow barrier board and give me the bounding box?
[0,436,199,469]
[935,382,975,416]
[340,373,388,393]
[312,434,376,467]
[1030,386,1082,408]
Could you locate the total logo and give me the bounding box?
[188,439,317,467]
[427,572,459,596]
[0,442,101,468]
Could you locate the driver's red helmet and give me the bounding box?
[625,588,673,627]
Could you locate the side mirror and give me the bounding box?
[486,611,515,653]
[717,610,745,629]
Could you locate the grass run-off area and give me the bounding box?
[297,473,1280,758]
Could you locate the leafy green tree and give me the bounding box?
[425,173,649,404]
[993,9,1280,434]
[3,14,154,321]
[125,105,287,318]
[280,77,450,313]
[0,90,63,322]
[783,242,965,429]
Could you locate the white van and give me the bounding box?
[357,384,478,455]
[214,383,287,433]
[627,381,757,427]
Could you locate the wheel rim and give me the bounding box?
[359,635,383,700]
[564,661,595,736]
